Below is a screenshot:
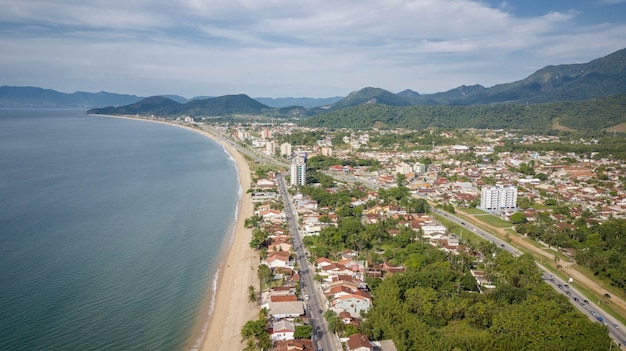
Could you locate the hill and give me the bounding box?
[328,87,415,111]
[88,94,274,117]
[254,96,342,108]
[0,86,143,108]
[414,48,626,105]
[299,93,626,132]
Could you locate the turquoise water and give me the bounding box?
[0,109,240,350]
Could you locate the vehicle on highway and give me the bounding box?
[583,299,589,304]
[591,310,596,316]
[580,303,586,308]
[558,284,563,289]
[605,293,612,298]
[614,324,619,329]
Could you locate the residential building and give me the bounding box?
[290,153,307,186]
[280,142,292,157]
[480,185,517,212]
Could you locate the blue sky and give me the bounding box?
[1,0,625,98]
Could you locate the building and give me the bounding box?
[265,140,276,155]
[290,152,307,186]
[280,142,292,157]
[321,146,333,157]
[395,162,413,175]
[480,185,517,212]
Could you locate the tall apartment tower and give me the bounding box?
[290,152,307,186]
[280,142,292,157]
[480,185,517,212]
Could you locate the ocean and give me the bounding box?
[0,109,240,350]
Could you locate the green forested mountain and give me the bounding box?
[412,47,626,105]
[328,87,415,111]
[88,94,275,117]
[299,94,626,131]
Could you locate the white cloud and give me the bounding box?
[0,0,625,97]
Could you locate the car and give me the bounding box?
[614,324,620,329]
[573,297,579,302]
[304,295,309,300]
[583,299,589,304]
[591,310,596,316]
[565,291,572,296]
[557,284,563,289]
[318,309,323,314]
[580,303,586,308]
[605,293,612,298]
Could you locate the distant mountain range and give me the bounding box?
[3,47,626,128]
[0,86,142,108]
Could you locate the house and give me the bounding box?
[269,300,304,319]
[271,319,295,342]
[267,251,291,269]
[332,293,371,318]
[346,333,374,351]
[316,257,333,270]
[273,339,314,351]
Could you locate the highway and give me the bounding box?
[277,173,338,351]
[429,205,626,347]
[202,127,624,348]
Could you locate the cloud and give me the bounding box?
[0,0,625,97]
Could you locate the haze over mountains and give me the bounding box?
[2,47,625,129]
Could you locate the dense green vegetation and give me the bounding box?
[495,135,626,160]
[361,253,612,351]
[299,94,626,132]
[518,218,626,292]
[298,184,614,350]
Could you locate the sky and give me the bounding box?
[1,0,625,98]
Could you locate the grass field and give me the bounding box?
[473,214,512,228]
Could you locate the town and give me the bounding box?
[202,121,625,351]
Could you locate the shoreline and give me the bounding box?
[91,115,259,350]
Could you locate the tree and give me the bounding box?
[257,264,272,287]
[241,318,271,351]
[248,285,257,305]
[293,325,313,339]
[510,212,527,225]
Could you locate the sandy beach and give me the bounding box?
[194,126,260,351]
[92,115,259,350]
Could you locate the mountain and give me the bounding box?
[417,48,626,105]
[299,93,626,131]
[87,94,274,117]
[254,96,343,108]
[87,96,182,115]
[396,89,420,98]
[328,87,415,111]
[0,86,143,108]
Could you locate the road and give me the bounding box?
[430,206,625,347]
[200,127,624,348]
[201,124,289,168]
[277,173,337,351]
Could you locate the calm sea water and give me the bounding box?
[0,109,240,351]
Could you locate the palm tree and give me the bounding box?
[248,285,257,305]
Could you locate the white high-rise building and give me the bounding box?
[480,185,517,212]
[290,152,307,186]
[280,142,292,157]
